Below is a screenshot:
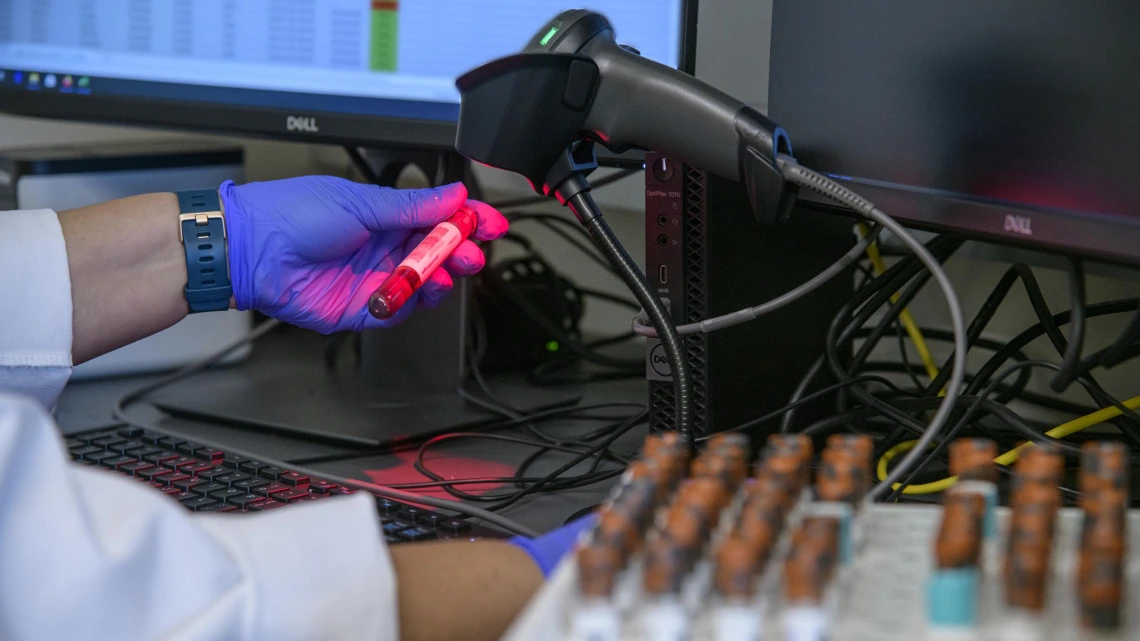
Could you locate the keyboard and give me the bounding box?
[66,426,502,544]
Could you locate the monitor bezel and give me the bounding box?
[0,2,699,154]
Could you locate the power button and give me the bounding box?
[651,157,675,182]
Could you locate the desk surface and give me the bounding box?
[56,326,648,535]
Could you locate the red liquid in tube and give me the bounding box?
[368,206,478,320]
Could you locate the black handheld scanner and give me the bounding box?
[455,10,797,224]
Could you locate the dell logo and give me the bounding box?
[1003,214,1033,236]
[286,116,319,133]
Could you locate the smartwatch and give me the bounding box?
[177,189,233,313]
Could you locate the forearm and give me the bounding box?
[391,540,543,641]
[57,193,190,364]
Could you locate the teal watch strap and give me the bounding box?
[177,189,233,313]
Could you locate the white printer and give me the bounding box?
[0,140,252,379]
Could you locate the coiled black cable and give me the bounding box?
[566,190,694,447]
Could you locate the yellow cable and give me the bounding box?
[857,224,941,383]
[875,394,1140,494]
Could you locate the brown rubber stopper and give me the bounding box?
[949,438,999,483]
[663,503,710,551]
[1080,441,1130,499]
[676,477,730,513]
[714,535,763,598]
[692,456,741,491]
[1004,541,1050,611]
[596,509,641,559]
[577,543,623,598]
[816,456,863,505]
[643,537,687,595]
[1016,445,1064,487]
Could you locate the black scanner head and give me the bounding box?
[455,9,797,224]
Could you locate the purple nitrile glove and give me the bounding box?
[508,514,599,578]
[221,177,508,333]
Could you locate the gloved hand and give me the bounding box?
[508,514,598,578]
[221,177,508,333]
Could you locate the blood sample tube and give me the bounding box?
[1004,541,1050,612]
[368,205,478,319]
[782,520,839,641]
[927,492,984,630]
[825,434,874,494]
[712,535,765,641]
[1078,492,1126,632]
[643,536,689,596]
[574,542,624,641]
[692,455,740,491]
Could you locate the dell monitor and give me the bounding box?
[769,0,1140,266]
[0,1,695,151]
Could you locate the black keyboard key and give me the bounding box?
[327,486,357,496]
[196,503,238,513]
[143,450,180,465]
[171,491,197,502]
[439,519,472,535]
[222,455,249,469]
[398,527,435,542]
[249,500,286,511]
[110,440,147,455]
[173,477,206,492]
[398,507,427,522]
[120,461,155,476]
[375,499,403,516]
[382,521,407,536]
[214,472,252,487]
[88,451,123,465]
[192,483,228,497]
[181,496,220,511]
[174,442,202,456]
[197,448,225,463]
[104,456,139,470]
[161,486,184,496]
[70,445,103,459]
[135,447,163,460]
[183,462,216,477]
[254,482,291,497]
[309,480,338,494]
[209,487,245,502]
[258,466,285,480]
[275,488,311,503]
[155,471,190,487]
[239,460,271,475]
[156,437,186,450]
[417,513,448,529]
[227,493,266,508]
[91,435,126,448]
[168,457,200,472]
[196,466,229,482]
[279,471,310,487]
[65,438,86,449]
[234,478,270,492]
[116,427,144,438]
[141,432,168,445]
[136,468,168,482]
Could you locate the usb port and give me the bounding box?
[658,265,668,283]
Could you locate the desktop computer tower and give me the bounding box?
[644,153,855,437]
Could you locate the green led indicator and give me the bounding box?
[545,341,560,352]
[540,24,560,47]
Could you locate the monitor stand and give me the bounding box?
[155,150,575,448]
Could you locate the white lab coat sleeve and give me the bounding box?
[0,394,398,641]
[0,209,399,641]
[0,209,74,409]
